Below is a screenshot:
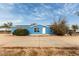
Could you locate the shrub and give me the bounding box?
[13,29,29,36]
[50,18,69,36]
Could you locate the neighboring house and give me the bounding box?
[69,27,79,33]
[11,24,54,35]
[0,28,11,31]
[0,28,11,33]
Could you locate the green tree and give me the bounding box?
[3,22,13,28]
[3,22,13,32]
[72,24,78,32]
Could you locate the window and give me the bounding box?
[34,27,39,32]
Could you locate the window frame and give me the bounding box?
[34,27,39,32]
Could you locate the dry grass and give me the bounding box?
[0,34,79,56]
[0,47,79,56]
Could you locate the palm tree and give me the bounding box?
[72,25,78,32]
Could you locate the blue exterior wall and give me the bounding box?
[11,25,54,35]
[28,25,43,34]
[46,26,54,34]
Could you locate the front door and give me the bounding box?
[42,27,46,34]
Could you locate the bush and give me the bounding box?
[50,18,69,36]
[68,30,73,36]
[13,29,29,36]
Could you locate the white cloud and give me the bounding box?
[30,4,54,21]
[0,3,78,25]
[56,4,79,16]
[32,17,46,20]
[0,19,22,26]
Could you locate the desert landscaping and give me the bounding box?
[0,34,79,47]
[0,34,79,56]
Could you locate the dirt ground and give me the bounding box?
[0,34,79,48]
[0,34,79,56]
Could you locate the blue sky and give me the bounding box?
[0,3,79,26]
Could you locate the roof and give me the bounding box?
[12,25,31,29]
[76,29,79,32]
[12,25,50,28]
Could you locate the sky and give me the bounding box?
[0,3,79,26]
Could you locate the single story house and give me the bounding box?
[11,24,54,35]
[0,28,11,33]
[0,28,11,31]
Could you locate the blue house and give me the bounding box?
[11,24,54,35]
